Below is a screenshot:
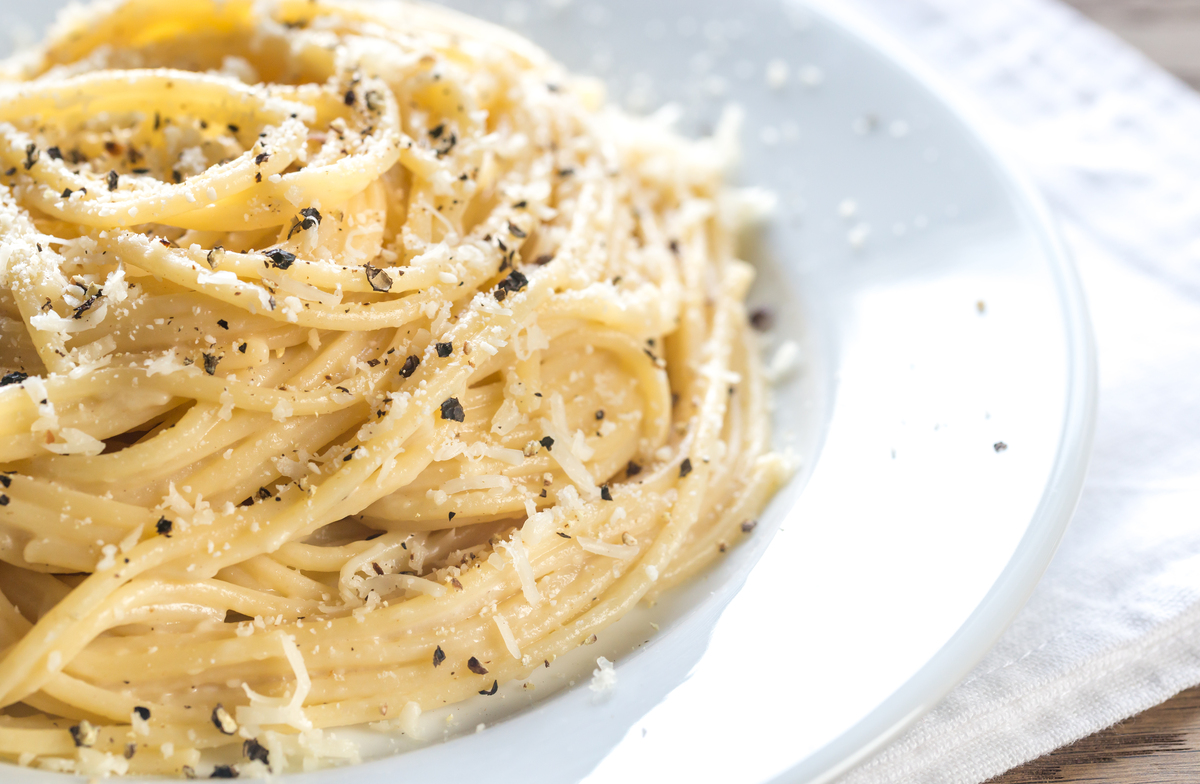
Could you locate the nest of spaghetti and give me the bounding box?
[0,0,789,776]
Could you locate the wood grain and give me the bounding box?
[989,686,1200,782]
[1061,0,1200,88]
[986,4,1200,781]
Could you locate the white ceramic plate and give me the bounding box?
[0,0,1095,782]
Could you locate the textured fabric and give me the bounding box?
[832,1,1200,782]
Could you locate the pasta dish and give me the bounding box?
[0,0,789,776]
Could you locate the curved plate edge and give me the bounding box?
[775,2,1099,782]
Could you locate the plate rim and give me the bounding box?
[777,2,1099,782]
[0,1,1097,781]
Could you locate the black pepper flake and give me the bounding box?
[0,371,28,387]
[243,739,269,765]
[749,307,775,332]
[255,152,270,165]
[557,167,574,177]
[0,495,9,506]
[467,657,488,675]
[364,263,392,292]
[217,319,229,330]
[479,680,498,696]
[72,292,101,319]
[46,146,62,160]
[994,441,1008,453]
[61,188,72,198]
[106,169,119,191]
[23,143,37,170]
[595,410,604,420]
[539,436,554,451]
[364,90,383,112]
[668,239,680,255]
[256,487,272,500]
[125,742,137,759]
[69,720,97,748]
[227,124,240,133]
[238,343,247,354]
[4,167,14,176]
[202,353,220,375]
[557,531,570,538]
[134,706,151,721]
[440,397,465,422]
[626,461,642,478]
[741,519,758,533]
[156,517,173,536]
[679,458,693,478]
[154,112,161,131]
[600,485,613,501]
[0,475,9,488]
[210,764,238,779]
[344,89,357,106]
[300,206,322,226]
[183,766,197,779]
[366,358,380,368]
[173,169,183,183]
[432,645,446,667]
[429,123,445,139]
[436,341,453,358]
[264,248,296,269]
[211,704,237,734]
[493,270,528,301]
[400,355,420,378]
[507,221,527,238]
[288,206,322,240]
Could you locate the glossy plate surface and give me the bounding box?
[0,0,1095,781]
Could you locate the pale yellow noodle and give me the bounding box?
[0,0,791,776]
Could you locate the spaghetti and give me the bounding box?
[0,0,790,776]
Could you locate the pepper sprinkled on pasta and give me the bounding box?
[0,0,789,776]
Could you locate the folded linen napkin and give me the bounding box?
[830,1,1200,781]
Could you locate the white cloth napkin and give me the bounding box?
[829,1,1200,782]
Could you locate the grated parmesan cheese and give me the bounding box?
[765,340,801,382]
[144,349,188,376]
[493,613,522,660]
[576,536,638,560]
[272,399,294,422]
[502,531,541,606]
[589,656,616,693]
[118,524,143,555]
[397,701,421,737]
[75,747,129,778]
[491,398,521,435]
[95,543,118,571]
[236,634,314,735]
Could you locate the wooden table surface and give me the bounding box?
[988,1,1200,782]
